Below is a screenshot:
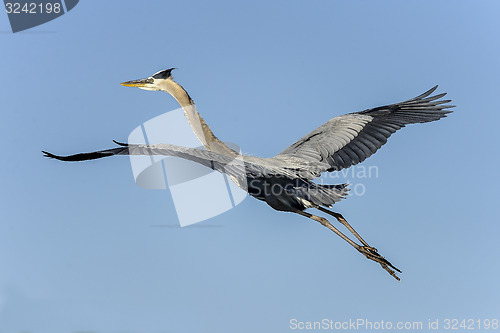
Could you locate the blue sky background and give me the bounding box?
[1,1,500,332]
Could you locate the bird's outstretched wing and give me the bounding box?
[277,86,454,172]
[43,141,327,181]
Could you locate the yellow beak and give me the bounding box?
[120,78,153,87]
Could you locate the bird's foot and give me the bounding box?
[362,245,378,253]
[357,246,402,281]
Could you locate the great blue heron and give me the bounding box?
[43,68,454,281]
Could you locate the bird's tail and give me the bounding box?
[292,182,349,208]
[316,183,350,206]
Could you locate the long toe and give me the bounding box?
[358,246,401,281]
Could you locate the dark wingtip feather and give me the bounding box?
[113,140,129,146]
[42,150,64,160]
[406,85,438,102]
[42,150,50,156]
[42,149,117,162]
[419,85,438,99]
[42,150,79,161]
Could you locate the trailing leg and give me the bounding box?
[295,210,401,281]
[317,206,372,249]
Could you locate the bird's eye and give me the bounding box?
[149,78,154,83]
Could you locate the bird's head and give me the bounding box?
[120,68,176,91]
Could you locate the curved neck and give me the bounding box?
[163,78,238,157]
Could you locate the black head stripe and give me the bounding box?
[152,68,175,79]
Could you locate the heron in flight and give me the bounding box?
[43,68,454,281]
